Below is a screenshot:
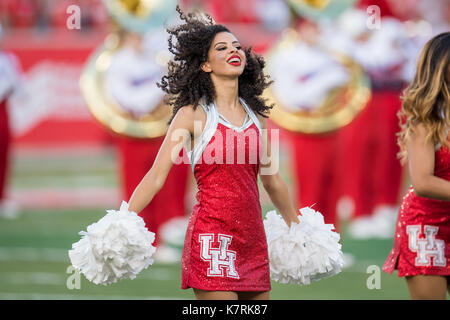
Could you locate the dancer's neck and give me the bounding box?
[210,75,240,111]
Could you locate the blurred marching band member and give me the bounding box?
[184,0,290,32]
[201,0,259,24]
[104,28,190,262]
[1,0,38,28]
[0,25,22,218]
[383,32,450,300]
[333,9,412,238]
[272,17,351,230]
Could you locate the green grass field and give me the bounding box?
[0,146,412,300]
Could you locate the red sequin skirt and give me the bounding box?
[181,202,271,291]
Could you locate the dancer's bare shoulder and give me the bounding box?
[173,104,207,136]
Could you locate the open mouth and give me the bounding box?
[227,55,241,66]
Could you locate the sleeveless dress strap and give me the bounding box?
[187,99,219,173]
[239,97,262,137]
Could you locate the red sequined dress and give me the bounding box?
[383,141,450,277]
[181,98,271,291]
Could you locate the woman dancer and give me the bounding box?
[127,7,300,300]
[383,32,450,299]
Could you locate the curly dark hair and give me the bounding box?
[157,6,274,125]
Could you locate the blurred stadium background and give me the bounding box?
[0,0,448,299]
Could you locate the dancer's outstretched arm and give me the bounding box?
[258,114,300,227]
[128,106,194,213]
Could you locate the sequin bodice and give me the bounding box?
[190,100,261,225]
[193,121,261,210]
[186,98,264,216]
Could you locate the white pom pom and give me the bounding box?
[264,207,344,285]
[68,201,156,285]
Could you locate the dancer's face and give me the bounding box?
[201,32,246,78]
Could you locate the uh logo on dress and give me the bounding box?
[199,233,240,279]
[406,225,447,267]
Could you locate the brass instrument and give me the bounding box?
[263,28,371,134]
[297,0,331,10]
[80,0,175,138]
[287,0,356,21]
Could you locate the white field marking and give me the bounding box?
[8,188,120,210]
[0,247,377,275]
[0,247,69,262]
[340,260,383,273]
[0,246,379,275]
[0,272,65,285]
[138,268,173,281]
[11,145,116,158]
[0,269,175,284]
[13,175,117,187]
[0,247,178,268]
[0,292,188,300]
[0,247,177,281]
[13,160,116,172]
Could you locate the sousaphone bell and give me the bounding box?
[80,0,176,138]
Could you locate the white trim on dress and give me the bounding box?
[186,97,262,172]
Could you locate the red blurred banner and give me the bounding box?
[4,29,112,148]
